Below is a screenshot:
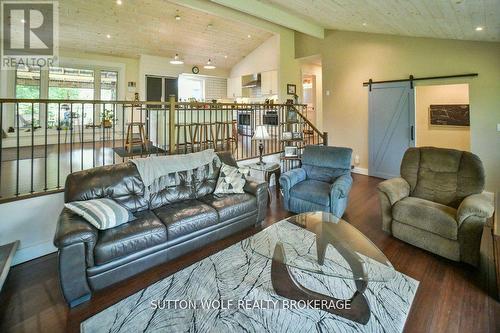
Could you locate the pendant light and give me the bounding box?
[204,59,216,69]
[170,54,184,65]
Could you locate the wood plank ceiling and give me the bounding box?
[260,0,500,42]
[58,0,273,69]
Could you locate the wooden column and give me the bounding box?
[169,95,176,154]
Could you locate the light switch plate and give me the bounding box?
[497,123,500,132]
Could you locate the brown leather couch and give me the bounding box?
[54,152,268,307]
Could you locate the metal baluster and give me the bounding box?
[92,103,96,167]
[70,103,73,173]
[112,103,116,164]
[16,103,20,196]
[0,102,3,197]
[57,103,61,188]
[30,102,34,193]
[81,103,84,171]
[44,102,48,191]
[122,104,125,162]
[102,103,105,165]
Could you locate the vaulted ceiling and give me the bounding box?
[259,0,500,42]
[58,0,273,69]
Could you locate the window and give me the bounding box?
[48,67,95,127]
[179,76,204,101]
[15,65,41,128]
[100,71,118,101]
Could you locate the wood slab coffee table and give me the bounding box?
[246,212,396,325]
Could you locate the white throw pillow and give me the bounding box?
[214,163,249,195]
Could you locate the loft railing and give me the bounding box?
[0,97,326,202]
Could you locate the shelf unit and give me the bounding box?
[280,109,305,170]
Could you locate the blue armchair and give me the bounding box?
[279,145,353,218]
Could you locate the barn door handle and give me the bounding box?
[410,126,414,141]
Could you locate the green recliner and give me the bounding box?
[377,147,494,266]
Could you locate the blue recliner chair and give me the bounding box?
[279,145,353,218]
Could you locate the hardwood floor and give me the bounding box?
[0,174,498,332]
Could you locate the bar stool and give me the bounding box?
[125,122,148,152]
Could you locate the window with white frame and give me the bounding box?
[178,75,204,101]
[14,65,119,129]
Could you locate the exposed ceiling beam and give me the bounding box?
[210,0,324,39]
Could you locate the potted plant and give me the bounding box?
[102,108,114,128]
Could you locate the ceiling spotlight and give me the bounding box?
[106,34,111,39]
[224,55,228,59]
[475,26,483,31]
[116,0,122,5]
[21,19,26,24]
[175,15,181,21]
[247,34,251,38]
[204,59,216,69]
[170,54,184,65]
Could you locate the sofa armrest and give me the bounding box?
[377,177,410,206]
[279,168,306,193]
[54,207,98,266]
[330,174,353,199]
[457,193,494,225]
[244,179,268,223]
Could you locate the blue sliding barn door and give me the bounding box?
[368,82,415,179]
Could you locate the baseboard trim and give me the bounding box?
[12,242,57,266]
[352,167,368,175]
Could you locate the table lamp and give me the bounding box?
[252,125,271,165]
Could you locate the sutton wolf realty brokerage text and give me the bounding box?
[151,299,352,310]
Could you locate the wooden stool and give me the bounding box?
[176,124,194,153]
[125,122,148,152]
[265,163,281,194]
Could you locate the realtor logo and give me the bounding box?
[1,1,59,69]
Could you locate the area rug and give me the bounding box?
[81,221,419,333]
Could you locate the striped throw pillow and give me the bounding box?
[65,198,135,230]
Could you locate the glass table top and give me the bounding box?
[244,211,396,282]
[246,162,280,172]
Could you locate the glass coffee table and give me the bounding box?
[245,211,396,325]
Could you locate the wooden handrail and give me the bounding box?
[289,105,326,143]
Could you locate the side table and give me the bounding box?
[246,162,281,202]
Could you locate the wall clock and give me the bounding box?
[192,66,200,74]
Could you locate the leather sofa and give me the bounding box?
[279,145,353,218]
[377,147,494,266]
[54,152,268,307]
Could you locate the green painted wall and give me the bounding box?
[296,30,500,191]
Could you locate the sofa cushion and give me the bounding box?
[94,210,167,265]
[393,197,458,240]
[290,179,331,207]
[153,200,218,241]
[200,193,257,222]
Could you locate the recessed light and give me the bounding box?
[170,54,184,65]
[204,59,216,69]
[247,34,251,38]
[21,19,26,23]
[362,22,367,26]
[224,55,228,59]
[106,34,111,39]
[116,0,122,5]
[175,15,181,21]
[475,26,483,31]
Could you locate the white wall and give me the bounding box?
[300,62,323,131]
[229,35,279,78]
[0,192,63,265]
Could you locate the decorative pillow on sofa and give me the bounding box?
[65,198,135,230]
[214,163,249,195]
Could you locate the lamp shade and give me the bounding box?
[252,125,271,140]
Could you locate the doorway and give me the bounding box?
[146,75,178,102]
[415,84,470,151]
[368,82,415,179]
[302,74,316,125]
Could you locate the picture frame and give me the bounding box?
[287,84,296,95]
[292,131,302,140]
[284,146,298,157]
[282,132,292,140]
[429,104,470,127]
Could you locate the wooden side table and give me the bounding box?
[246,162,281,202]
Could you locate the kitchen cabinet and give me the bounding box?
[227,77,242,98]
[261,70,278,96]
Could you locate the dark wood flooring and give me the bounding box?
[0,174,498,332]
